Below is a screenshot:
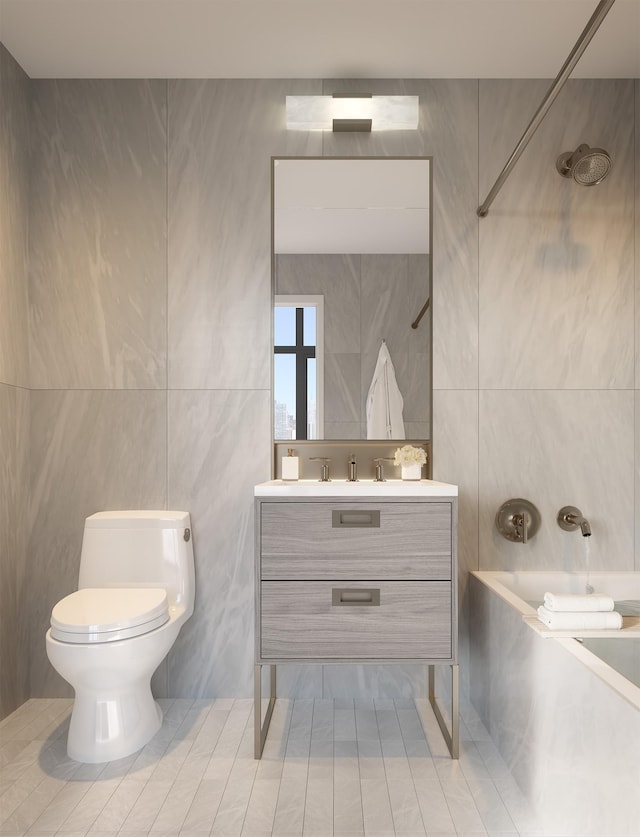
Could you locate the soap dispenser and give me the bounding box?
[282,448,299,481]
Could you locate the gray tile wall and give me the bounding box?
[1,63,637,707]
[29,390,169,695]
[29,80,168,390]
[0,44,30,719]
[27,80,170,697]
[474,79,636,577]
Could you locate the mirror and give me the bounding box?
[272,157,431,442]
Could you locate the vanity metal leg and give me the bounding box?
[428,664,459,759]
[254,664,276,759]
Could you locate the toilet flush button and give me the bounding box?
[184,528,191,542]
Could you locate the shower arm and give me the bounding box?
[476,0,616,218]
[411,296,430,329]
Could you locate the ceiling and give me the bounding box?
[0,0,638,79]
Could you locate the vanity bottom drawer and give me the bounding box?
[260,580,451,660]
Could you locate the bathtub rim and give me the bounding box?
[471,570,640,713]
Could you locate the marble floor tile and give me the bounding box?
[0,697,551,837]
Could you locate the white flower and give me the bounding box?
[394,445,427,468]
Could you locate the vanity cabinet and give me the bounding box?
[254,484,459,758]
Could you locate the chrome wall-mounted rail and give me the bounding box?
[477,0,617,218]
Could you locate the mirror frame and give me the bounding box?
[271,155,433,445]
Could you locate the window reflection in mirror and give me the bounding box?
[274,296,324,440]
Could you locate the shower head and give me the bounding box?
[556,144,612,186]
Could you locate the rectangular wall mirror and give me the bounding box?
[272,157,432,442]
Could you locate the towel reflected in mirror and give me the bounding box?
[366,340,405,440]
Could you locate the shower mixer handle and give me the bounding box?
[495,498,541,545]
[513,512,528,544]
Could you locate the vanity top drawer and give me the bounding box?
[259,501,452,580]
[261,501,451,555]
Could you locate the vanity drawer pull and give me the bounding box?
[332,588,380,606]
[332,510,380,528]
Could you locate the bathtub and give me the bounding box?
[470,571,640,837]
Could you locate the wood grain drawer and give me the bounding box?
[260,580,452,660]
[260,502,452,581]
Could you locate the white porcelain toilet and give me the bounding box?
[45,510,195,763]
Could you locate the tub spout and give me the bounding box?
[557,506,591,537]
[575,515,591,537]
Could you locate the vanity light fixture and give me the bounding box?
[285,95,419,132]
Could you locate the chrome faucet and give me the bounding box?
[309,457,331,482]
[557,505,591,537]
[373,457,395,482]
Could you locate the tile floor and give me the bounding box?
[0,696,546,837]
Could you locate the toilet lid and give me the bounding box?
[50,588,169,644]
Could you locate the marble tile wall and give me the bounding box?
[477,79,636,574]
[276,253,430,439]
[0,386,30,717]
[479,390,635,572]
[0,45,30,390]
[0,44,30,720]
[12,68,640,705]
[479,80,634,391]
[28,390,168,696]
[26,79,170,697]
[29,80,168,390]
[166,389,271,697]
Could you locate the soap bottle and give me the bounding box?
[282,448,299,481]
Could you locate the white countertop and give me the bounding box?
[254,479,458,497]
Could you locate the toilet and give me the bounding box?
[45,510,195,763]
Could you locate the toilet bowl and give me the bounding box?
[46,511,195,763]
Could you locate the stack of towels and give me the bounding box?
[537,592,623,630]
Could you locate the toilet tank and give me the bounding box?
[78,511,195,615]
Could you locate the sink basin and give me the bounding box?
[254,479,458,497]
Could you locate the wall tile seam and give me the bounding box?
[635,78,638,393]
[165,77,170,518]
[25,69,34,394]
[0,381,31,392]
[166,387,272,393]
[435,387,640,394]
[475,78,482,578]
[635,78,638,572]
[26,386,272,392]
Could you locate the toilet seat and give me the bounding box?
[50,588,169,644]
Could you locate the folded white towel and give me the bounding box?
[537,605,622,631]
[543,592,614,612]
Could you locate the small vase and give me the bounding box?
[401,463,422,481]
